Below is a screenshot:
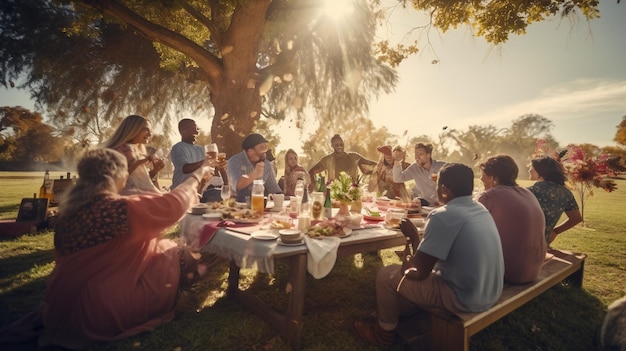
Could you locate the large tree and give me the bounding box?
[1,0,604,156]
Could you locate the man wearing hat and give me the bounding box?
[308,134,376,192]
[369,145,410,200]
[227,133,283,202]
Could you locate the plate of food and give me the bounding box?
[363,208,384,221]
[363,214,384,222]
[250,230,279,240]
[305,220,352,239]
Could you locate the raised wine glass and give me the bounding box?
[205,143,218,160]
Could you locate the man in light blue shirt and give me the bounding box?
[353,163,504,347]
[227,133,282,202]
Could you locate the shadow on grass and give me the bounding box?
[471,283,606,351]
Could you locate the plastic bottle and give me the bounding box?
[251,179,265,215]
[297,189,311,230]
[324,188,332,219]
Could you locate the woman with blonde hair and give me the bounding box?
[103,114,164,194]
[282,149,308,196]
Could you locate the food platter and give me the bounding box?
[230,218,261,225]
[363,214,384,222]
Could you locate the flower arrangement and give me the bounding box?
[329,171,362,204]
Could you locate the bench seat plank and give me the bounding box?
[427,249,586,351]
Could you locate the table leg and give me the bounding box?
[283,253,307,350]
[227,260,240,297]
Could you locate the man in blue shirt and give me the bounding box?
[353,163,504,347]
[227,133,282,202]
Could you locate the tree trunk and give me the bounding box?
[210,79,262,158]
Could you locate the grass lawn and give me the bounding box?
[0,174,624,350]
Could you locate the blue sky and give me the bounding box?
[365,0,626,149]
[1,1,625,151]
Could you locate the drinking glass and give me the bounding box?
[221,185,231,202]
[205,143,218,160]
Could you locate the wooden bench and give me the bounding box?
[397,249,587,351]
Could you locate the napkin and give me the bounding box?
[304,235,341,279]
[199,220,237,247]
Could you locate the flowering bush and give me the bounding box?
[532,140,621,224]
[329,171,361,204]
[533,140,618,194]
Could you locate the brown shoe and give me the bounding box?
[352,318,395,347]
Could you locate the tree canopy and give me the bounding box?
[1,0,605,157]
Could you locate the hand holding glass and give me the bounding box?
[205,143,218,160]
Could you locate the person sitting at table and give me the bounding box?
[170,118,227,202]
[307,134,376,192]
[282,148,309,197]
[37,148,212,349]
[227,133,282,203]
[527,155,582,244]
[353,163,504,347]
[392,142,446,206]
[477,154,547,284]
[103,114,165,195]
[368,145,410,200]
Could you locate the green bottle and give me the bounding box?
[324,188,332,219]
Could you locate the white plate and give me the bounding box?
[277,238,305,246]
[335,227,352,238]
[383,223,401,230]
[250,230,279,240]
[202,213,223,220]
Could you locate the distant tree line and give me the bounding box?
[2,105,624,176]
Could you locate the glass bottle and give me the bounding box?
[324,188,333,219]
[251,179,265,216]
[39,170,50,199]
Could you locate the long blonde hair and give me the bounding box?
[59,149,128,216]
[103,115,149,154]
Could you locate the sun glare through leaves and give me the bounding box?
[322,0,355,22]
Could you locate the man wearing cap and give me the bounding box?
[392,142,446,206]
[308,134,376,192]
[227,133,282,202]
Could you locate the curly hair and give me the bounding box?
[59,148,128,216]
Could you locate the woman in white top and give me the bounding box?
[103,115,164,195]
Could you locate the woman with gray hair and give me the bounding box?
[38,148,211,349]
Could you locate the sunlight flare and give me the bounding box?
[323,0,354,22]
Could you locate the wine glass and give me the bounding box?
[205,143,218,160]
[221,184,231,202]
